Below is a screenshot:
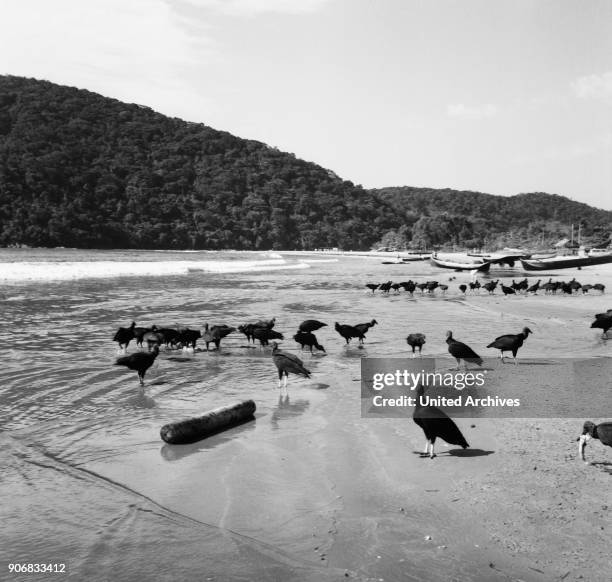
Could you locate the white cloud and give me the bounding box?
[571,71,612,100]
[183,0,332,16]
[0,0,216,119]
[446,103,498,120]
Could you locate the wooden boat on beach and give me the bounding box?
[430,253,491,272]
[520,251,612,271]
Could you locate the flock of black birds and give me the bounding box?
[112,300,611,461]
[366,277,606,296]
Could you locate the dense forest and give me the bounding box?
[0,76,610,250]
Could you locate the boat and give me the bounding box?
[520,251,612,271]
[430,252,491,272]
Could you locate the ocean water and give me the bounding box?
[1,249,611,581]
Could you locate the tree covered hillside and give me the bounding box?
[0,76,610,251]
[0,76,400,249]
[372,188,612,250]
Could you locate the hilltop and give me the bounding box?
[0,76,610,250]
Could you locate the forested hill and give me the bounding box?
[372,187,612,249]
[0,75,610,250]
[0,76,399,249]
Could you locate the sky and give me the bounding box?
[1,0,611,209]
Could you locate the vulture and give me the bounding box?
[113,321,136,351]
[114,345,159,386]
[365,283,379,293]
[353,319,378,343]
[591,311,612,338]
[293,331,325,353]
[134,325,154,348]
[406,333,426,357]
[143,329,165,352]
[253,327,284,347]
[578,421,612,462]
[483,280,499,294]
[413,384,470,459]
[255,317,276,329]
[334,322,365,345]
[271,342,311,389]
[298,320,327,333]
[527,280,541,294]
[486,327,532,364]
[501,284,516,296]
[178,328,201,350]
[458,284,467,294]
[446,330,483,369]
[202,324,236,351]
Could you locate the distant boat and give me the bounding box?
[430,252,491,272]
[520,251,612,271]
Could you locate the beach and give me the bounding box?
[1,249,611,581]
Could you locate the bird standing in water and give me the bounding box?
[114,345,159,386]
[271,342,311,392]
[406,333,426,357]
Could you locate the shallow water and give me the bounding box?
[1,249,611,580]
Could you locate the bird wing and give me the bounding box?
[273,352,311,377]
[449,341,482,361]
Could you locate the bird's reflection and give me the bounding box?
[270,395,310,430]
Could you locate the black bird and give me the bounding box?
[134,325,154,348]
[469,280,481,293]
[446,330,483,369]
[334,322,365,345]
[202,324,236,351]
[406,333,426,357]
[400,280,416,295]
[353,319,378,343]
[527,279,541,294]
[143,329,165,352]
[458,284,467,294]
[238,323,257,343]
[486,327,532,364]
[591,311,612,338]
[413,384,470,459]
[157,327,181,349]
[298,320,327,333]
[293,331,325,353]
[365,283,379,294]
[578,421,612,462]
[113,321,136,352]
[178,328,201,350]
[253,327,284,347]
[483,280,499,294]
[501,283,516,296]
[593,283,606,294]
[271,342,311,390]
[256,317,276,329]
[114,345,159,386]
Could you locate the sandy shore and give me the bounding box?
[72,363,609,582]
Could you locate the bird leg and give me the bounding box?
[578,434,590,462]
[423,441,429,454]
[429,442,436,459]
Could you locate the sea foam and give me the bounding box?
[0,258,309,282]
